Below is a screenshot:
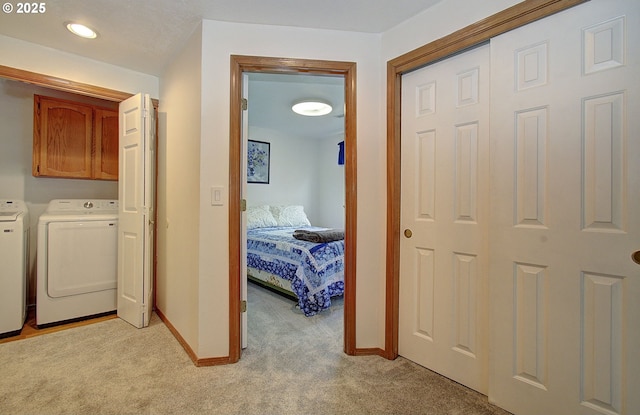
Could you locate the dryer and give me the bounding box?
[0,200,29,337]
[37,199,118,326]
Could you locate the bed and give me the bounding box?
[246,205,345,316]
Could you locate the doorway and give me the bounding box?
[228,55,357,362]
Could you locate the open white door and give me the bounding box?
[118,92,154,328]
[241,73,249,349]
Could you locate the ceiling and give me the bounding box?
[0,0,441,140]
[0,0,442,76]
[248,73,345,140]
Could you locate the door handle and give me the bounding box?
[632,250,640,265]
[404,229,413,238]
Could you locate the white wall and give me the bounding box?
[246,127,320,219]
[315,133,346,229]
[381,0,521,61]
[157,25,203,353]
[195,20,384,357]
[0,34,158,97]
[246,127,345,229]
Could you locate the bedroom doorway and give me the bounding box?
[229,56,357,362]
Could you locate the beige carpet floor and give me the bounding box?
[0,283,511,415]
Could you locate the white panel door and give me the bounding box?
[489,1,639,414]
[399,43,490,394]
[118,93,154,329]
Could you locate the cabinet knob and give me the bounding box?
[404,229,413,238]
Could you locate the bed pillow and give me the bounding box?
[246,205,278,229]
[270,205,312,227]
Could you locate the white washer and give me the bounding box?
[0,200,30,337]
[37,199,118,326]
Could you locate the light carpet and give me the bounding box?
[0,283,511,415]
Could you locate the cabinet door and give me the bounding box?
[33,95,93,178]
[94,108,119,180]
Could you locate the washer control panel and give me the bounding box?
[45,199,118,213]
[0,200,27,222]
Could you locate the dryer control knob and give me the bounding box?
[83,201,94,209]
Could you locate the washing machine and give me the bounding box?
[0,200,30,337]
[37,199,118,326]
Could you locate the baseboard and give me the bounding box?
[156,308,390,365]
[155,308,232,367]
[353,347,387,358]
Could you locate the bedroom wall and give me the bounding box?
[246,126,344,229]
[315,133,345,229]
[246,126,321,221]
[195,20,384,357]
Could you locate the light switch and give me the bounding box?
[211,186,224,206]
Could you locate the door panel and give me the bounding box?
[118,93,153,328]
[489,1,639,413]
[399,43,490,394]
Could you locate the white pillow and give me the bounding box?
[246,205,278,229]
[270,205,311,227]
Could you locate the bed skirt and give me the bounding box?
[247,268,297,301]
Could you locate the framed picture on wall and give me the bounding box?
[247,140,270,184]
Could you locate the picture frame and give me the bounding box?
[247,140,270,184]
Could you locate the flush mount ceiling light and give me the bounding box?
[292,100,332,116]
[66,23,98,39]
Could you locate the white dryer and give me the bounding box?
[0,200,29,337]
[37,199,118,326]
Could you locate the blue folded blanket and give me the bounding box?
[293,229,344,243]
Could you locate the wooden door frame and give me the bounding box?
[229,55,358,362]
[384,0,589,359]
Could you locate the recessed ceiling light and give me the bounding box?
[66,23,98,39]
[292,100,332,116]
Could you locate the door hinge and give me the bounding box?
[241,300,247,313]
[241,98,248,111]
[240,199,247,212]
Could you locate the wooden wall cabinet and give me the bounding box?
[33,94,119,180]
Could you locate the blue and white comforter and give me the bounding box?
[247,226,344,316]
